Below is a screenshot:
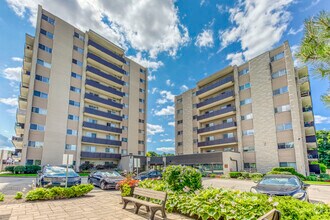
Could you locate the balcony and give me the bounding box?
[20,83,29,98]
[303,106,312,112]
[298,77,309,84]
[84,93,123,110]
[307,150,318,160]
[304,121,314,127]
[81,151,121,160]
[198,137,237,148]
[16,109,27,123]
[306,135,316,143]
[85,79,123,98]
[197,90,234,110]
[15,123,25,135]
[22,70,31,85]
[196,76,234,97]
[198,122,237,135]
[83,121,122,134]
[301,91,311,97]
[87,52,126,75]
[12,136,23,149]
[82,136,121,146]
[84,107,122,121]
[88,40,126,64]
[86,65,124,86]
[18,96,27,110]
[197,106,236,122]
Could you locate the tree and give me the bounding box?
[296,11,330,106]
[146,151,159,157]
[316,130,330,168]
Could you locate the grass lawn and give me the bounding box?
[304,181,330,185]
[0,173,90,177]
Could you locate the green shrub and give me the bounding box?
[237,176,245,180]
[209,173,216,178]
[4,166,15,173]
[14,192,23,200]
[25,184,93,201]
[121,184,132,197]
[272,167,296,173]
[270,167,306,180]
[14,166,25,174]
[311,162,327,174]
[25,165,41,174]
[306,175,318,181]
[320,173,330,180]
[0,193,4,202]
[249,173,263,179]
[229,172,242,178]
[162,165,202,192]
[241,172,250,179]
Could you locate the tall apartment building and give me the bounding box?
[12,6,148,168]
[175,42,318,175]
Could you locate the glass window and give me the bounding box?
[32,107,47,115]
[26,160,34,165]
[67,129,77,136]
[68,114,79,121]
[72,59,83,67]
[244,163,256,169]
[139,108,145,113]
[241,113,253,120]
[69,100,80,107]
[106,135,117,140]
[271,52,284,62]
[122,115,128,119]
[73,45,84,54]
[28,141,44,148]
[239,82,251,91]
[279,162,296,169]
[177,120,183,124]
[140,78,145,83]
[243,146,255,152]
[239,68,249,76]
[278,142,294,149]
[243,129,254,136]
[121,149,128,155]
[277,123,292,132]
[122,138,128,142]
[177,98,182,103]
[272,69,287,79]
[70,86,81,93]
[86,132,97,138]
[177,109,183,114]
[139,98,145,103]
[30,123,45,131]
[34,90,48,99]
[71,72,82,79]
[206,136,215,141]
[65,144,77,151]
[37,59,51,68]
[105,148,115,153]
[273,86,288,96]
[35,75,49,83]
[38,43,52,53]
[74,32,84,41]
[122,126,128,130]
[41,14,55,25]
[34,160,41,165]
[240,98,252,106]
[274,104,291,113]
[40,28,53,39]
[86,118,97,123]
[83,146,96,152]
[138,140,144,144]
[139,88,145,93]
[224,133,234,139]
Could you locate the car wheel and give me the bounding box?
[100,181,107,190]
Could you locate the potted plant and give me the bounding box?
[116,175,139,197]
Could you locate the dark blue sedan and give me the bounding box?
[36,165,81,187]
[135,170,162,181]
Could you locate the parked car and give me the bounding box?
[88,170,124,190]
[250,175,309,201]
[36,165,81,187]
[135,170,162,181]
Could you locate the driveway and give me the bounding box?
[203,178,330,204]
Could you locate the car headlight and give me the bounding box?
[250,188,258,193]
[292,192,305,199]
[43,177,52,182]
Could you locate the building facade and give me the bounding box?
[12,6,147,168]
[175,42,318,175]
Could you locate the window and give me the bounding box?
[243,129,254,136]
[177,131,183,135]
[239,82,251,91]
[72,59,83,67]
[274,104,291,113]
[193,139,198,144]
[139,108,145,113]
[30,124,45,131]
[140,78,145,83]
[138,151,145,156]
[35,75,49,83]
[243,146,255,152]
[279,162,296,169]
[26,160,34,165]
[177,142,183,146]
[124,82,129,86]
[224,147,234,152]
[240,98,252,106]
[87,118,97,124]
[69,100,80,107]
[35,160,41,166]
[139,98,145,103]
[86,132,97,138]
[272,69,287,79]
[38,43,52,53]
[244,163,256,169]
[68,114,79,121]
[40,28,53,39]
[105,148,115,153]
[139,88,145,93]
[121,149,128,155]
[122,115,128,120]
[73,45,84,54]
[177,98,182,103]
[278,142,294,149]
[32,107,47,115]
[139,129,145,134]
[37,59,51,68]
[239,68,249,76]
[123,93,129,97]
[65,144,77,151]
[84,146,96,152]
[273,86,288,96]
[67,129,77,136]
[34,90,48,99]
[70,86,81,93]
[123,104,128,108]
[139,119,145,123]
[71,72,82,79]
[28,141,43,148]
[122,126,128,131]
[277,123,292,132]
[241,113,253,120]
[138,140,144,144]
[224,133,234,139]
[74,32,84,41]
[193,127,198,132]
[89,105,98,109]
[223,118,233,123]
[122,138,128,142]
[206,136,215,141]
[106,135,117,140]
[271,52,284,62]
[192,104,197,108]
[41,14,55,25]
[140,68,145,74]
[193,115,197,120]
[177,120,183,124]
[177,109,183,114]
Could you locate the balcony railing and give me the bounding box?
[302,106,312,112]
[15,123,25,129]
[83,121,122,134]
[86,65,124,86]
[304,121,314,127]
[84,93,123,109]
[306,135,316,143]
[198,137,237,147]
[84,107,122,121]
[196,76,234,96]
[12,136,23,142]
[87,53,126,75]
[82,136,121,146]
[85,79,124,97]
[301,91,311,97]
[197,122,236,134]
[197,90,234,108]
[197,106,235,121]
[80,151,121,159]
[88,40,126,63]
[17,109,26,116]
[307,150,318,159]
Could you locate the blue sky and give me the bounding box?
[0,0,329,154]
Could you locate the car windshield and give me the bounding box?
[44,166,77,176]
[259,177,299,186]
[101,171,121,177]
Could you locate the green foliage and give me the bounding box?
[14,192,23,200]
[25,184,93,201]
[139,179,168,191]
[270,167,306,180]
[162,165,202,192]
[320,173,330,180]
[209,173,216,178]
[317,130,330,168]
[4,166,15,173]
[14,166,25,174]
[237,176,245,180]
[311,161,327,173]
[240,172,250,179]
[306,175,318,181]
[146,151,159,157]
[0,193,4,202]
[267,171,292,175]
[24,165,41,174]
[79,162,94,171]
[121,184,133,197]
[249,173,263,179]
[229,172,242,178]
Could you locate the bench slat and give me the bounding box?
[133,187,167,201]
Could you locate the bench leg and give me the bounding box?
[134,203,142,214]
[161,208,166,219]
[122,200,129,209]
[149,208,156,220]
[146,206,150,212]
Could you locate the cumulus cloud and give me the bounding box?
[2,67,21,82]
[0,97,18,107]
[127,52,164,72]
[166,79,174,87]
[195,29,214,48]
[0,134,13,150]
[148,74,156,81]
[219,0,294,64]
[156,90,175,105]
[216,4,229,14]
[11,57,23,62]
[226,52,244,66]
[147,123,164,135]
[180,85,189,92]
[160,139,174,142]
[314,115,330,124]
[6,0,189,59]
[151,88,158,94]
[168,121,175,127]
[154,105,174,116]
[156,147,175,153]
[288,25,304,35]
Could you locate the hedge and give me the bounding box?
[4,166,15,172]
[5,165,41,174]
[229,172,242,178]
[270,167,306,180]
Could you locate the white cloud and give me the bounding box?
[0,97,17,106]
[6,0,189,59]
[219,0,294,64]
[147,123,164,135]
[216,4,228,14]
[168,122,175,127]
[200,0,207,6]
[2,67,21,82]
[156,147,175,153]
[6,108,17,115]
[301,0,320,12]
[160,139,174,142]
[156,90,175,105]
[166,79,174,87]
[291,45,304,67]
[148,74,156,81]
[314,115,330,124]
[288,25,304,35]
[154,105,174,116]
[147,138,152,143]
[127,52,163,72]
[180,85,189,92]
[151,88,158,94]
[226,52,244,66]
[11,57,23,62]
[195,29,214,48]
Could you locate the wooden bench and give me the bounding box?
[122,187,167,220]
[257,209,281,220]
